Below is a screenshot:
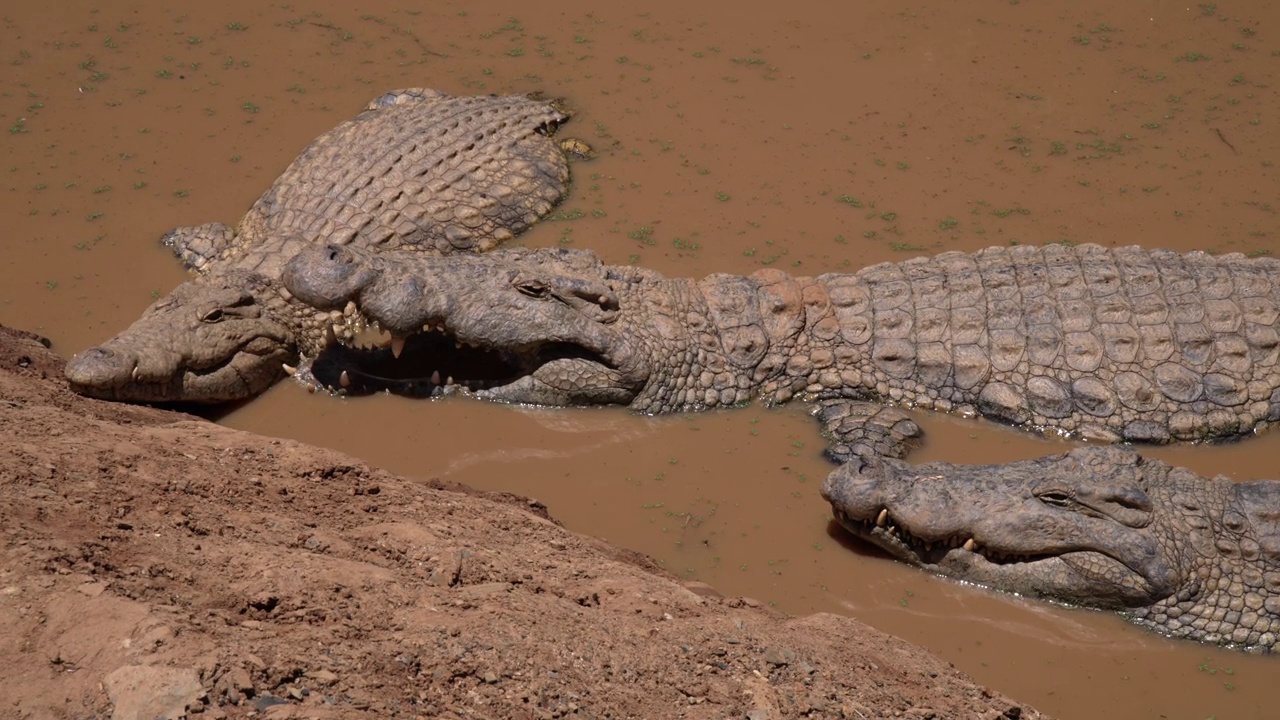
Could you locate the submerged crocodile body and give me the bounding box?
[281,241,1280,450]
[65,88,577,403]
[821,446,1280,652]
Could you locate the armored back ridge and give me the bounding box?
[221,89,571,273]
[784,244,1280,443]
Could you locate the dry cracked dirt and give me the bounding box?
[0,323,1041,719]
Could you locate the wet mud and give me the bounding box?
[4,0,1279,717]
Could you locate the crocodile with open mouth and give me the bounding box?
[281,240,1280,454]
[65,88,582,403]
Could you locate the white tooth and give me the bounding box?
[431,370,442,385]
[963,538,976,552]
[132,366,140,380]
[325,324,337,345]
[391,336,406,359]
[876,509,888,527]
[282,363,297,376]
[446,375,454,385]
[339,370,351,388]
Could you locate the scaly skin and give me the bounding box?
[65,88,576,403]
[281,242,1280,446]
[820,446,1280,652]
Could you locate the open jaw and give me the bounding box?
[820,449,1179,609]
[295,309,639,406]
[282,244,649,406]
[297,324,533,398]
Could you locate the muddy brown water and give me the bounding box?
[4,0,1279,717]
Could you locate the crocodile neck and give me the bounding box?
[1127,473,1280,648]
[624,268,867,414]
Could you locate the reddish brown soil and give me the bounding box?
[0,325,1040,720]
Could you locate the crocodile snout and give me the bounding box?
[820,453,894,521]
[65,346,138,391]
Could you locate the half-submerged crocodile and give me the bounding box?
[821,446,1280,652]
[65,88,579,403]
[280,241,1280,451]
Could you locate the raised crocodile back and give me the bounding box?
[224,91,570,276]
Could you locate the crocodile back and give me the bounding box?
[223,91,569,277]
[818,243,1280,443]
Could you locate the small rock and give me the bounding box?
[77,581,107,597]
[456,582,512,600]
[227,666,254,691]
[482,671,499,684]
[252,694,290,712]
[306,669,339,685]
[103,664,202,720]
[762,648,795,667]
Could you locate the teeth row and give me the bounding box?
[320,309,494,361]
[834,507,980,556]
[284,362,489,393]
[382,332,482,360]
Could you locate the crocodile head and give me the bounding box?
[65,269,295,403]
[282,244,650,406]
[823,446,1280,650]
[821,446,1184,609]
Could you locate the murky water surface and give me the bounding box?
[5,1,1280,717]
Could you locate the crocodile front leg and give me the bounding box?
[814,399,922,462]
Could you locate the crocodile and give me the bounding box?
[820,446,1280,652]
[65,88,579,403]
[279,241,1280,452]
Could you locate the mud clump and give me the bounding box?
[0,324,1042,719]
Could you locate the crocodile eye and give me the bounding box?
[1038,491,1072,507]
[516,281,548,298]
[201,308,225,323]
